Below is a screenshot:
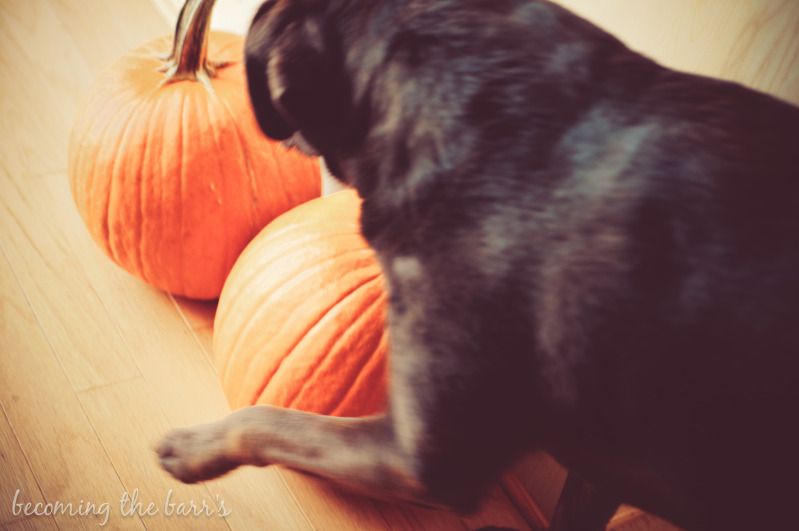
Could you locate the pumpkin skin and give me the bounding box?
[68,26,320,299]
[214,190,388,416]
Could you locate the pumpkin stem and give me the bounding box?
[162,1,188,63]
[162,0,229,85]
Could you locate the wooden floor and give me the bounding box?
[1,1,797,530]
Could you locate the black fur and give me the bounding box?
[245,1,799,528]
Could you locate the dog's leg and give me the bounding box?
[157,254,529,508]
[156,379,485,507]
[549,471,619,531]
[156,408,429,499]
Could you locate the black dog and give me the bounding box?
[157,1,799,529]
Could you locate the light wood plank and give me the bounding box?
[170,295,218,369]
[46,204,317,529]
[0,0,92,177]
[48,0,170,74]
[2,516,59,531]
[0,246,143,530]
[0,407,46,526]
[278,466,534,531]
[78,378,230,531]
[1,197,310,530]
[0,175,317,529]
[23,175,318,530]
[277,470,403,531]
[368,501,467,531]
[214,467,316,531]
[0,1,169,179]
[0,171,141,391]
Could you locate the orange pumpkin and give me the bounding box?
[68,0,320,299]
[214,190,388,416]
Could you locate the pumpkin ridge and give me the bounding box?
[207,81,257,275]
[138,92,173,285]
[222,250,378,400]
[219,247,378,395]
[218,232,371,313]
[177,90,189,296]
[81,78,164,203]
[274,146,306,210]
[151,92,171,288]
[215,231,362,311]
[70,82,126,209]
[217,247,376,364]
[72,113,100,240]
[266,141,289,215]
[248,225,361,259]
[133,91,163,281]
[213,191,389,416]
[329,323,389,416]
[156,90,179,291]
[327,313,388,415]
[77,87,144,255]
[232,192,360,246]
[203,87,231,291]
[208,83,258,278]
[201,94,226,205]
[215,231,370,324]
[105,93,155,264]
[131,104,148,280]
[117,92,152,279]
[249,272,383,409]
[281,275,385,413]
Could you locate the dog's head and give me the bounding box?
[245,0,353,160]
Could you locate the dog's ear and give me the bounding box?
[245,1,296,140]
[245,0,349,152]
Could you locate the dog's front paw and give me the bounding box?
[155,422,239,483]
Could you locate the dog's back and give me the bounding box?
[532,66,799,528]
[359,2,799,527]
